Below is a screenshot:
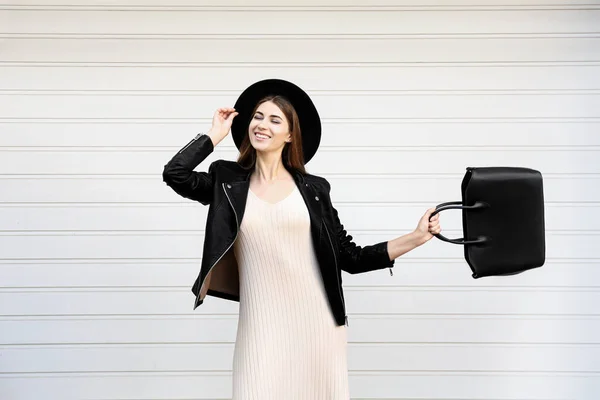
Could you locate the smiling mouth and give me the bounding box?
[254,132,271,139]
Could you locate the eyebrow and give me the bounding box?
[256,111,283,119]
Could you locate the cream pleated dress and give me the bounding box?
[231,184,350,400]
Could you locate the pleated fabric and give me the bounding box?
[231,185,350,400]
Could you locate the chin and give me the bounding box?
[249,139,267,151]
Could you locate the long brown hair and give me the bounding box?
[236,95,307,175]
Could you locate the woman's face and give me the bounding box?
[247,100,291,154]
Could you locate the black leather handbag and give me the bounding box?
[431,167,546,278]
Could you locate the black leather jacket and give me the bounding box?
[162,133,395,326]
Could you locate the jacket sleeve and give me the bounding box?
[325,181,395,274]
[162,133,217,205]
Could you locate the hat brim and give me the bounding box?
[230,79,321,164]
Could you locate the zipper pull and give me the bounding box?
[345,316,349,326]
[389,267,393,276]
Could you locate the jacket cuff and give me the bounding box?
[375,240,396,269]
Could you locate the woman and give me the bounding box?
[162,79,441,399]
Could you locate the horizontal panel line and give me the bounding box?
[4,33,600,39]
[3,314,599,320]
[0,172,597,179]
[3,61,600,67]
[1,4,599,11]
[3,313,599,320]
[0,257,592,262]
[4,89,600,95]
[3,146,600,152]
[0,370,597,377]
[2,313,598,321]
[16,370,599,376]
[0,229,596,235]
[351,398,564,400]
[3,145,600,151]
[0,201,593,206]
[0,258,593,264]
[0,396,573,400]
[0,203,595,210]
[81,396,562,400]
[0,396,576,400]
[2,285,599,291]
[3,342,599,348]
[1,117,599,123]
[1,287,596,293]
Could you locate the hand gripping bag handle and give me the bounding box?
[429,201,489,245]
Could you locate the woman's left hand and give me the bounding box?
[414,207,442,243]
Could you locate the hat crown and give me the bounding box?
[230,79,321,165]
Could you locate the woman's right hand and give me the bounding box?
[209,107,239,140]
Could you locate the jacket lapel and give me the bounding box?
[226,179,250,228]
[223,167,324,236]
[293,170,325,239]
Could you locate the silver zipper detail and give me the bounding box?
[322,219,347,325]
[178,133,203,154]
[194,182,239,307]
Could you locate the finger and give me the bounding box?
[429,225,441,233]
[426,208,436,220]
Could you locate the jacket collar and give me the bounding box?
[223,165,323,234]
[225,164,305,184]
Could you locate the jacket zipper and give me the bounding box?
[195,182,239,307]
[178,133,203,154]
[322,219,348,326]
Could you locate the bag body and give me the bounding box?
[433,167,546,278]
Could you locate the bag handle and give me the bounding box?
[429,201,489,245]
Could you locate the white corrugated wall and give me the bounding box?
[1,1,599,399]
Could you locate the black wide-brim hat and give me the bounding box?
[230,79,322,164]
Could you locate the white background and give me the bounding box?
[1,0,599,399]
